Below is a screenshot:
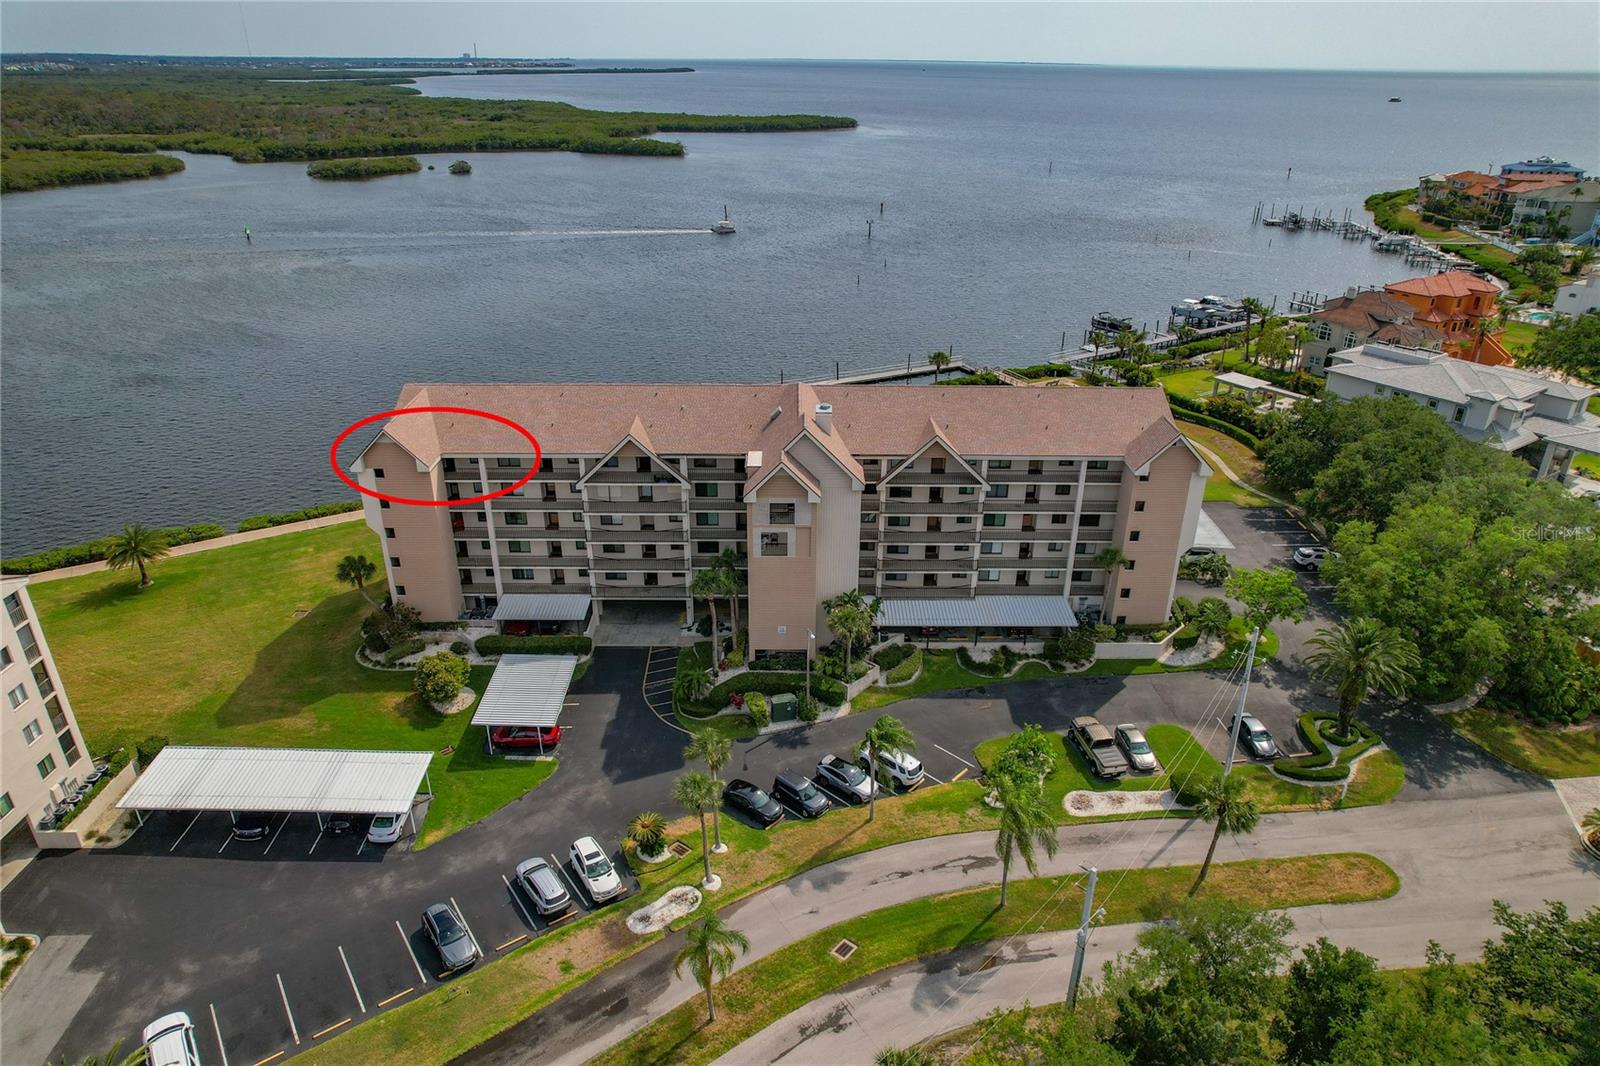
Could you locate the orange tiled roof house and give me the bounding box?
[1384,271,1511,367]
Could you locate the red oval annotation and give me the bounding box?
[330,406,543,507]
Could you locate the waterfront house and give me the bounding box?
[351,384,1210,653]
[1501,156,1587,180]
[1556,276,1600,318]
[1384,271,1511,366]
[1299,289,1445,374]
[1509,179,1600,238]
[1325,343,1600,480]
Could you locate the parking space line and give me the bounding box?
[275,973,300,1045]
[451,896,484,959]
[395,921,428,984]
[312,1019,351,1040]
[550,853,587,905]
[502,873,536,928]
[209,1003,230,1066]
[376,987,413,1008]
[170,812,203,852]
[309,826,325,855]
[264,814,290,854]
[250,1053,283,1066]
[932,744,977,769]
[921,771,944,785]
[217,831,232,855]
[496,933,529,952]
[950,768,968,782]
[338,945,366,1013]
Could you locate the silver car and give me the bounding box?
[422,902,480,973]
[1114,725,1159,773]
[515,856,572,916]
[815,754,878,804]
[1236,714,1280,759]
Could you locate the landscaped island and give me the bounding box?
[0,65,858,192]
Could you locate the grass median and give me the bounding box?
[853,649,1061,711]
[28,521,556,847]
[591,852,1400,1066]
[1442,708,1600,779]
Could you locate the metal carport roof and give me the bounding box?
[472,654,580,728]
[871,596,1078,629]
[1192,510,1236,552]
[118,747,433,815]
[491,594,593,622]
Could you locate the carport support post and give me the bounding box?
[1222,627,1262,779]
[1067,865,1099,1009]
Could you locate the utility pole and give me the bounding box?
[1222,627,1262,779]
[1067,865,1101,1009]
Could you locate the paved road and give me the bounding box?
[0,502,1527,1063]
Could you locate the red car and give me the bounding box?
[490,726,561,751]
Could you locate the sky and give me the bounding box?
[2,1,1597,73]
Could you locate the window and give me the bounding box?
[886,544,910,556]
[956,516,974,525]
[981,542,1002,555]
[1072,570,1089,582]
[602,544,625,554]
[1428,399,1439,409]
[886,573,908,582]
[1079,514,1101,527]
[1137,474,1149,482]
[1312,321,1332,341]
[599,515,622,527]
[770,503,796,524]
[459,569,473,583]
[483,569,494,578]
[987,484,1010,498]
[638,486,654,502]
[760,531,790,557]
[504,512,529,526]
[1054,484,1072,495]
[696,513,721,527]
[1051,514,1070,525]
[695,483,719,497]
[1087,460,1109,470]
[990,460,1012,470]
[575,540,586,550]
[0,647,10,669]
[888,486,913,499]
[22,720,42,744]
[697,541,720,555]
[1454,407,1465,423]
[958,485,978,495]
[1119,588,1132,599]
[3,593,23,626]
[1045,570,1062,579]
[0,793,11,818]
[605,572,626,581]
[860,541,874,554]
[380,499,391,509]
[572,512,584,523]
[393,584,406,598]
[36,754,55,779]
[693,458,718,468]
[511,568,536,581]
[372,467,385,479]
[862,513,879,525]
[887,516,911,527]
[384,527,396,539]
[979,569,1000,582]
[1047,542,1064,552]
[496,458,520,468]
[983,513,1006,527]
[930,458,945,474]
[7,684,26,709]
[603,457,619,468]
[1129,531,1141,542]
[1076,543,1094,555]
[508,540,530,553]
[1125,560,1136,571]
[17,624,38,660]
[636,457,652,473]
[1343,331,1359,348]
[1134,500,1145,512]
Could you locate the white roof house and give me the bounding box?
[1324,343,1600,479]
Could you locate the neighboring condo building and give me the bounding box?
[352,383,1209,656]
[1324,343,1600,480]
[1,577,90,843]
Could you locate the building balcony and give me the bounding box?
[986,467,1080,483]
[1084,471,1124,484]
[876,585,976,599]
[984,497,1077,513]
[876,556,979,572]
[974,583,1068,595]
[692,554,748,569]
[585,468,684,485]
[590,555,690,572]
[1079,500,1120,514]
[979,557,1070,571]
[1070,583,1106,596]
[884,498,983,515]
[979,526,1073,540]
[584,498,687,513]
[588,527,689,543]
[501,582,589,596]
[687,496,743,511]
[884,471,982,485]
[686,467,747,482]
[593,583,692,600]
[881,527,980,543]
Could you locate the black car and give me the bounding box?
[772,771,831,818]
[323,813,359,836]
[723,779,783,827]
[231,813,272,841]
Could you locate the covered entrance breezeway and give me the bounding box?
[491,594,594,636]
[593,600,690,647]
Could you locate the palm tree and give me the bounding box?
[875,1047,939,1066]
[691,567,724,661]
[672,771,720,886]
[673,913,750,1024]
[626,810,668,860]
[1304,619,1421,736]
[104,523,170,588]
[1187,771,1261,896]
[928,350,951,382]
[1093,547,1130,607]
[50,1041,147,1066]
[1568,245,1596,278]
[855,714,917,821]
[714,547,745,646]
[992,771,1059,907]
[825,589,880,677]
[1581,808,1600,849]
[1088,329,1109,364]
[336,553,378,604]
[1240,297,1270,365]
[673,662,713,709]
[684,728,732,851]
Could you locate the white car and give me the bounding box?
[142,1011,201,1066]
[367,812,405,844]
[815,754,879,804]
[858,747,925,789]
[570,836,623,902]
[1292,545,1332,569]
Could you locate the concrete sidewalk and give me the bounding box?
[464,786,1598,1065]
[20,511,364,583]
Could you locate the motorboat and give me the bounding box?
[711,219,736,235]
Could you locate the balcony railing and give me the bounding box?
[589,556,689,572]
[875,586,976,599]
[974,583,1068,596]
[875,556,979,572]
[978,527,1073,540]
[986,468,1079,483]
[1084,471,1124,484]
[587,527,689,543]
[585,469,684,485]
[880,527,980,543]
[883,470,982,485]
[593,584,691,599]
[584,498,687,513]
[984,497,1077,513]
[686,496,744,511]
[686,468,747,481]
[884,498,983,515]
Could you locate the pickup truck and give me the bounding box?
[1068,715,1130,778]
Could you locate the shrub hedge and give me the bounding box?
[704,671,846,709]
[236,501,361,531]
[2,523,227,574]
[473,634,594,657]
[1272,712,1382,781]
[871,643,917,670]
[1172,627,1200,650]
[381,638,428,665]
[749,651,808,672]
[57,747,134,828]
[882,646,923,684]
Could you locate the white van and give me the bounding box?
[142,1011,201,1066]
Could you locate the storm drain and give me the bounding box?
[831,938,858,961]
[293,609,309,619]
[670,840,692,857]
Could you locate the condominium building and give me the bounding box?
[1,577,90,842]
[353,383,1209,656]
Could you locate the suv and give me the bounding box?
[570,836,623,902]
[422,902,481,974]
[859,747,925,790]
[515,856,573,916]
[1068,716,1130,778]
[772,771,831,818]
[723,779,784,827]
[1292,545,1331,569]
[814,754,878,805]
[142,1012,201,1066]
[231,813,271,841]
[490,725,561,751]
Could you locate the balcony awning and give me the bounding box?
[871,595,1078,629]
[492,594,592,623]
[472,655,580,728]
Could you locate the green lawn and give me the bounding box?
[1499,319,1541,357]
[30,522,557,846]
[590,852,1400,1066]
[1342,749,1407,807]
[1442,708,1600,779]
[852,649,1060,711]
[1160,366,1219,399]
